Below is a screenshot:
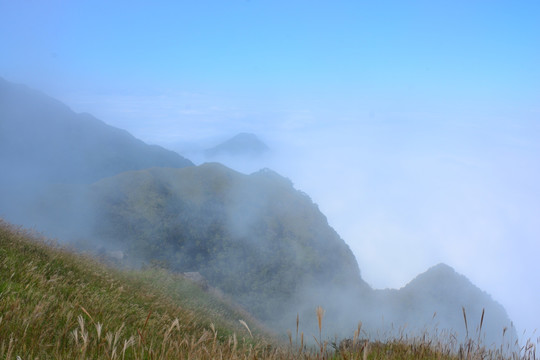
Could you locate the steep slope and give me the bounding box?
[2,220,530,359]
[0,77,193,185]
[0,219,271,359]
[86,163,368,322]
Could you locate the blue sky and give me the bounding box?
[2,1,539,107]
[1,0,540,337]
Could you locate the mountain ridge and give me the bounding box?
[0,77,193,184]
[0,77,517,345]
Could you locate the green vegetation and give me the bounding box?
[0,78,529,356]
[0,220,270,359]
[85,164,368,322]
[2,220,538,359]
[3,163,518,343]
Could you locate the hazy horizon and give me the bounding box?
[1,1,539,337]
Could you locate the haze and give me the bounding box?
[1,1,539,336]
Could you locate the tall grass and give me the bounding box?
[0,220,271,359]
[1,220,538,359]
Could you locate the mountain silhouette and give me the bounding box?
[371,263,516,347]
[205,133,269,158]
[0,77,193,185]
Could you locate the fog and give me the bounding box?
[41,88,538,339]
[1,0,539,342]
[229,119,529,340]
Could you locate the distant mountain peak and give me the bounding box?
[375,262,517,346]
[404,263,468,290]
[204,133,269,158]
[426,262,457,275]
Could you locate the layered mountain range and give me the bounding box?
[0,78,516,345]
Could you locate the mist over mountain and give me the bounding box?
[372,263,516,346]
[0,78,517,346]
[204,133,269,159]
[86,164,369,322]
[0,77,193,185]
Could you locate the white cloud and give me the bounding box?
[57,88,540,336]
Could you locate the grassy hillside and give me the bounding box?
[0,79,523,347]
[1,220,537,359]
[0,219,272,359]
[0,163,520,343]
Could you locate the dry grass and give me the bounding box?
[0,220,272,359]
[1,219,538,359]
